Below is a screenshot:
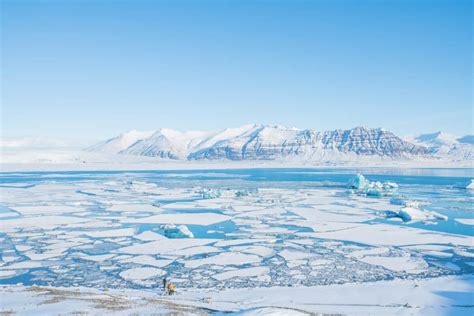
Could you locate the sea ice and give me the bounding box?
[398,207,447,222]
[166,246,222,257]
[199,188,221,199]
[454,218,474,225]
[134,231,167,241]
[119,267,165,281]
[466,180,474,190]
[161,224,194,238]
[229,246,275,258]
[183,252,261,268]
[356,255,428,274]
[84,228,136,238]
[212,267,269,281]
[117,238,217,255]
[123,213,231,225]
[119,255,173,268]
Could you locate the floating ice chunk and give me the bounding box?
[199,188,221,199]
[118,238,217,255]
[230,246,275,258]
[454,218,474,226]
[357,255,428,274]
[398,207,447,222]
[348,174,398,197]
[167,246,221,257]
[237,307,309,315]
[24,250,64,261]
[134,231,166,241]
[235,189,257,197]
[161,224,194,238]
[84,228,135,238]
[278,250,315,261]
[119,255,173,268]
[390,197,429,208]
[348,174,368,190]
[183,252,261,268]
[119,267,165,281]
[378,206,447,222]
[2,261,43,270]
[77,253,116,262]
[2,256,20,263]
[212,266,269,281]
[0,270,17,278]
[466,180,474,190]
[349,247,390,258]
[123,213,231,225]
[453,247,474,258]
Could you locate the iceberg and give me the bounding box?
[161,224,194,238]
[348,174,398,197]
[199,188,221,199]
[348,174,368,190]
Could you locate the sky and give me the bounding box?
[1,0,472,143]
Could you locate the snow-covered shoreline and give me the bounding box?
[1,159,472,173]
[2,274,473,315]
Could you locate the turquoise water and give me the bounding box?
[0,168,473,289]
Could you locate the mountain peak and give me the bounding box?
[87,125,473,162]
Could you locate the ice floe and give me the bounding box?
[161,224,194,238]
[183,252,261,268]
[84,228,136,238]
[124,213,231,225]
[212,266,269,281]
[119,267,165,281]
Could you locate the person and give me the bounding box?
[168,281,175,295]
[162,276,167,293]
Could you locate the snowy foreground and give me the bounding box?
[1,274,473,315]
[0,169,473,315]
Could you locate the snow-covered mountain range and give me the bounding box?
[86,125,473,162]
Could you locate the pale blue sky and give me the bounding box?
[1,0,472,141]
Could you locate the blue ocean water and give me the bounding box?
[0,168,472,289]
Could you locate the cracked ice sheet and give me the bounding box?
[183,252,262,268]
[119,267,165,281]
[229,246,275,257]
[123,213,231,225]
[212,267,269,281]
[116,238,218,255]
[118,255,173,268]
[356,256,429,274]
[9,205,86,215]
[313,223,472,247]
[107,204,163,213]
[84,228,136,238]
[166,246,222,257]
[214,238,276,247]
[0,216,94,232]
[134,231,167,241]
[289,205,374,224]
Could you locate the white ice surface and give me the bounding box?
[117,239,218,255]
[212,267,269,281]
[84,228,136,238]
[119,267,165,281]
[123,213,231,225]
[183,252,261,268]
[356,255,429,274]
